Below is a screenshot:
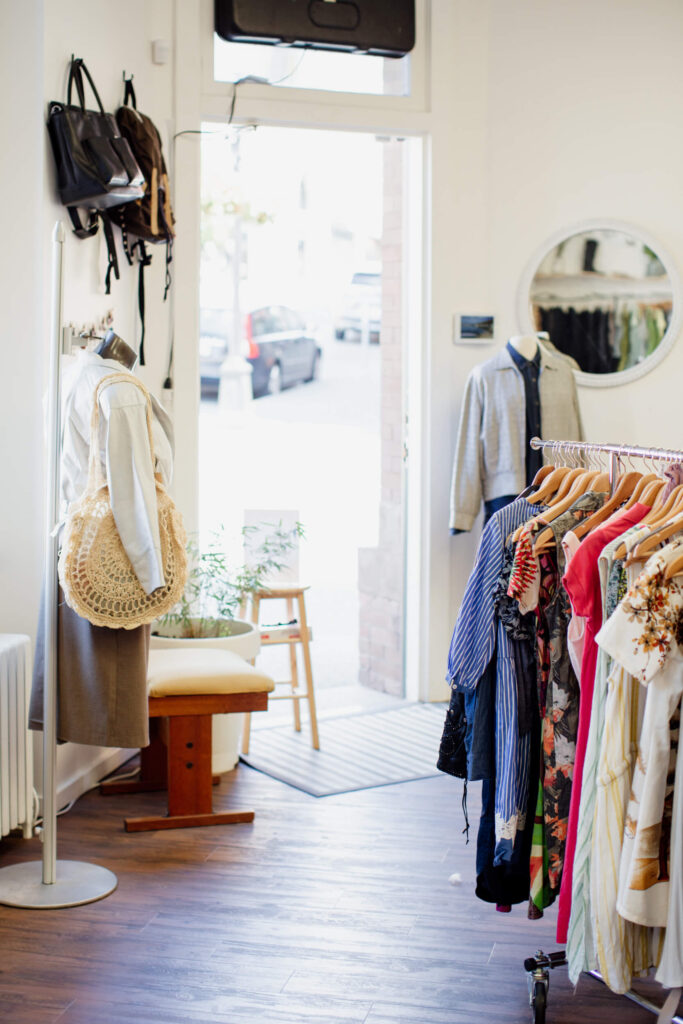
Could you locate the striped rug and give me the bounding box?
[239,702,446,797]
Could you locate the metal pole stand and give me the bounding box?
[0,860,117,910]
[0,222,117,909]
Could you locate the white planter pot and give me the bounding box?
[150,619,261,773]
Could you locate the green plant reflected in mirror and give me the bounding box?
[519,222,681,388]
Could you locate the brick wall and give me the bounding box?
[358,140,405,696]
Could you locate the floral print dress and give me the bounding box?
[597,540,683,929]
[566,524,652,985]
[522,492,606,909]
[543,496,607,876]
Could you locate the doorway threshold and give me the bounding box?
[251,683,407,732]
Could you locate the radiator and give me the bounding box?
[0,634,34,839]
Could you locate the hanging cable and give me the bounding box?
[32,764,141,831]
[174,50,308,140]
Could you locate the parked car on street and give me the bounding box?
[199,308,231,398]
[200,305,321,399]
[334,268,381,344]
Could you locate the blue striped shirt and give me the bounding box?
[447,498,537,863]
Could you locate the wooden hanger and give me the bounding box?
[622,483,683,562]
[611,476,665,560]
[631,481,682,531]
[527,464,556,491]
[638,479,668,509]
[532,471,596,553]
[542,468,595,512]
[651,482,683,521]
[623,473,659,508]
[568,471,644,542]
[664,542,683,580]
[525,465,573,506]
[589,471,611,493]
[547,468,586,503]
[625,513,683,565]
[510,465,576,541]
[514,467,600,551]
[532,470,610,553]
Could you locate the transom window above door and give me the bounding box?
[213,36,411,96]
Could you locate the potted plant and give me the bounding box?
[151,520,304,770]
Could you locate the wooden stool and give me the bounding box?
[100,648,274,832]
[242,583,320,752]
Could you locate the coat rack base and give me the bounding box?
[0,859,117,909]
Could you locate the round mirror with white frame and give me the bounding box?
[517,220,681,387]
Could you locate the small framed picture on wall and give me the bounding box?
[454,314,495,344]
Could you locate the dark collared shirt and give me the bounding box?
[506,341,543,485]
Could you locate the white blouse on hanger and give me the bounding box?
[597,542,683,928]
[60,350,174,595]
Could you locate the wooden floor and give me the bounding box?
[0,764,672,1024]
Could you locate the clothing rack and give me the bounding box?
[532,291,670,305]
[524,436,683,1024]
[530,436,683,492]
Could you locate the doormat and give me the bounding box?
[239,702,446,797]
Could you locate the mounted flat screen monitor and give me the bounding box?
[215,0,415,58]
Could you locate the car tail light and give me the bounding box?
[243,313,260,359]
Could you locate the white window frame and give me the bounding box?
[200,0,432,121]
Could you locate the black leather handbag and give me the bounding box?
[47,57,145,287]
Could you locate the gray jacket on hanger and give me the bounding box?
[449,346,583,532]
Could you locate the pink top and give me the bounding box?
[555,502,651,943]
[562,530,584,682]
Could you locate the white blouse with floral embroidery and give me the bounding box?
[597,541,683,931]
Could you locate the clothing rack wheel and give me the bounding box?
[524,950,566,1023]
[523,952,683,1023]
[531,981,546,1024]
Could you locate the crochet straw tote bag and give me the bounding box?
[58,372,188,629]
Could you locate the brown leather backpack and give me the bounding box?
[112,78,175,364]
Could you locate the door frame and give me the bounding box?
[174,0,434,702]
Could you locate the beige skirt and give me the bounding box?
[30,585,150,749]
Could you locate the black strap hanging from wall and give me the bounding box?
[67,207,99,240]
[99,212,120,295]
[118,223,152,367]
[134,240,152,366]
[163,331,174,391]
[65,207,120,296]
[122,76,137,109]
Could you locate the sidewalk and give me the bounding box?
[199,343,382,692]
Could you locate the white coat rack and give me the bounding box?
[0,223,117,908]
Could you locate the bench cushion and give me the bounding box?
[147,648,275,698]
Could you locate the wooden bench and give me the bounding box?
[100,648,274,832]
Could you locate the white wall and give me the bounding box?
[0,0,45,641]
[428,0,683,698]
[1,0,181,800]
